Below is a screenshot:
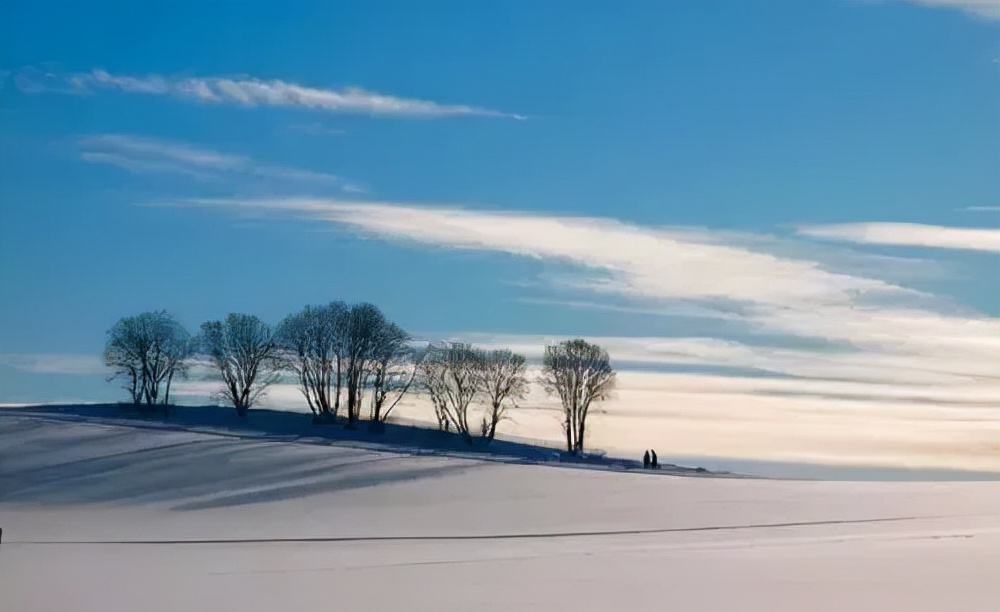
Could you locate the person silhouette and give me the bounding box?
[650,449,659,469]
[643,450,651,469]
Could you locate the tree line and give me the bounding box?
[104,303,616,453]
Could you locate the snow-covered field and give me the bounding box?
[2,412,999,612]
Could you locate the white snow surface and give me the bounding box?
[1,413,999,612]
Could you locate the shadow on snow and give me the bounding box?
[0,403,721,509]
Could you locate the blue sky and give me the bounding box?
[0,0,998,405]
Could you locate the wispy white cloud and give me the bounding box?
[79,134,342,187]
[630,225,950,284]
[18,68,525,120]
[516,297,741,321]
[83,134,244,169]
[339,183,368,194]
[960,206,1000,213]
[900,0,1000,20]
[287,123,346,137]
[185,199,908,310]
[798,222,1000,253]
[0,353,107,375]
[10,67,80,94]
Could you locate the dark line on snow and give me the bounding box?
[11,515,942,546]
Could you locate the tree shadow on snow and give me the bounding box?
[0,403,724,509]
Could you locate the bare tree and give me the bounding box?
[104,318,143,404]
[199,314,282,417]
[419,342,482,442]
[475,349,528,442]
[419,348,454,432]
[104,311,191,409]
[327,303,350,416]
[368,322,419,424]
[276,302,347,418]
[341,302,385,428]
[540,339,616,454]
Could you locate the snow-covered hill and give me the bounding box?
[1,413,998,612]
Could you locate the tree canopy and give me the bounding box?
[104,310,191,408]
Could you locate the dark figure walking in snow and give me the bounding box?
[643,450,651,469]
[650,449,659,469]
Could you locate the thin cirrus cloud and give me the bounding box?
[797,222,1000,253]
[287,123,347,137]
[169,197,1000,398]
[16,68,525,120]
[79,134,342,187]
[900,0,1000,20]
[0,353,107,375]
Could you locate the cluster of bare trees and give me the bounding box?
[105,303,413,427]
[275,301,415,428]
[420,343,529,443]
[105,306,616,453]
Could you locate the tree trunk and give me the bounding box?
[164,370,174,406]
[334,355,342,415]
[324,359,332,416]
[487,416,498,442]
[569,387,579,454]
[345,369,359,428]
[131,372,141,405]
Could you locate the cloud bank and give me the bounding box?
[16,68,524,119]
